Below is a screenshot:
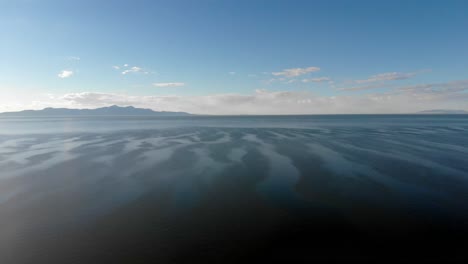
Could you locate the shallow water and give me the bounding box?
[0,115,467,263]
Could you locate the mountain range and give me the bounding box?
[1,106,467,116]
[0,105,192,116]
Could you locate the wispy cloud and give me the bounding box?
[355,71,419,84]
[58,70,73,79]
[338,70,429,91]
[340,79,468,95]
[122,66,147,75]
[113,64,149,75]
[302,77,331,83]
[67,56,81,61]
[397,79,468,94]
[152,82,185,87]
[272,66,320,78]
[228,72,236,75]
[268,76,330,85]
[339,83,388,91]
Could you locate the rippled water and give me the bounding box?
[0,115,467,263]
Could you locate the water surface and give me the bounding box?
[1,115,467,263]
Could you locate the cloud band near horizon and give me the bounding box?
[1,81,466,115]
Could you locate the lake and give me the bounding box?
[1,115,467,263]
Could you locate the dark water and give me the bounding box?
[0,115,468,263]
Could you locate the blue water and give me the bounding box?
[1,114,467,134]
[0,115,467,263]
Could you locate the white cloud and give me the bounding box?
[116,64,150,75]
[58,70,73,79]
[19,81,463,115]
[229,72,236,75]
[152,82,185,87]
[122,66,148,75]
[272,66,320,78]
[302,77,331,83]
[4,76,466,114]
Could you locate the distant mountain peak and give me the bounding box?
[0,105,192,117]
[107,105,133,109]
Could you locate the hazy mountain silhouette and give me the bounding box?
[418,109,468,114]
[0,105,192,116]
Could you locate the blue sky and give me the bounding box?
[1,0,467,114]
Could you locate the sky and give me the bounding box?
[1,0,468,114]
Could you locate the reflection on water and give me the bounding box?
[0,116,468,263]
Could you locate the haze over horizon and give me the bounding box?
[2,0,468,114]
